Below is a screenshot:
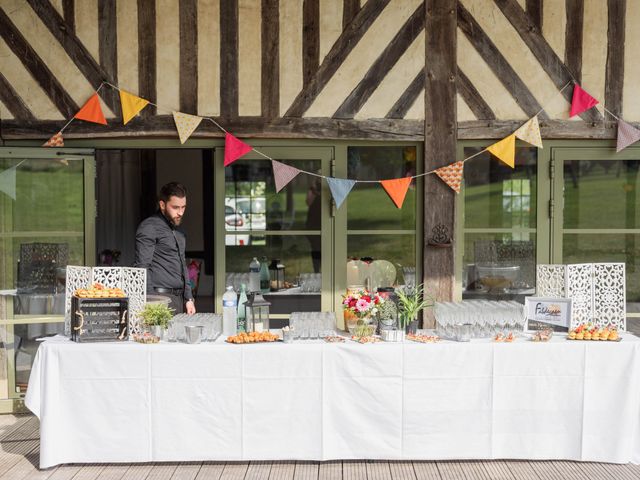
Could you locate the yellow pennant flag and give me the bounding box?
[172,111,203,144]
[119,90,149,125]
[487,134,515,168]
[514,116,543,149]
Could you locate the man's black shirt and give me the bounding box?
[134,212,193,300]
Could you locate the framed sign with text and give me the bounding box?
[525,297,572,332]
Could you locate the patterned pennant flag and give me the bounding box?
[74,93,107,125]
[224,133,253,166]
[487,134,515,168]
[120,90,149,125]
[616,119,640,152]
[434,161,464,194]
[570,84,599,117]
[42,131,64,147]
[0,165,17,200]
[172,111,203,144]
[514,116,543,149]
[327,177,356,209]
[271,160,301,192]
[380,177,412,208]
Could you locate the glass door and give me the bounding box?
[551,146,640,320]
[214,147,333,326]
[0,147,94,411]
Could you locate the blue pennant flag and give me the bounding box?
[326,177,356,209]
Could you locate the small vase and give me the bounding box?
[405,320,418,335]
[150,325,164,340]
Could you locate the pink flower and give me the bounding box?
[355,298,370,313]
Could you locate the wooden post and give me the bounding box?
[424,0,456,320]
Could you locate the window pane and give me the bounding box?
[347,147,417,230]
[462,233,536,301]
[225,235,321,314]
[464,147,537,229]
[14,322,65,394]
[347,234,415,289]
[564,159,640,229]
[225,159,322,240]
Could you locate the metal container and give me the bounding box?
[454,323,472,342]
[184,325,203,344]
[381,329,404,342]
[282,329,294,343]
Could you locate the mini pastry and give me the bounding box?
[584,331,592,340]
[576,332,584,340]
[568,331,576,340]
[609,330,619,341]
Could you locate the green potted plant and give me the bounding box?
[139,303,174,339]
[396,284,433,334]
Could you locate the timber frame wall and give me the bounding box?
[0,0,636,300]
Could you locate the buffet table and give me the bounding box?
[26,334,640,468]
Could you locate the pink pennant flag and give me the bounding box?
[616,119,640,152]
[224,133,253,166]
[271,160,301,192]
[570,84,599,118]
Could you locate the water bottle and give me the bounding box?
[222,286,238,336]
[237,283,248,332]
[249,257,260,292]
[259,257,270,294]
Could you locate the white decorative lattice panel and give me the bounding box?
[593,263,626,331]
[566,263,594,328]
[536,264,566,297]
[64,266,146,336]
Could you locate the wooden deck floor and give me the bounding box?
[1,415,640,479]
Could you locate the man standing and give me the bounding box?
[135,182,196,314]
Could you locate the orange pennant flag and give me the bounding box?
[487,134,515,168]
[380,177,412,209]
[434,161,464,193]
[74,93,107,125]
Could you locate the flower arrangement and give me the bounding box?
[342,289,384,319]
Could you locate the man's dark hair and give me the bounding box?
[159,182,187,202]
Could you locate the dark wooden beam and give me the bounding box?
[285,0,390,117]
[334,3,425,119]
[138,0,156,117]
[424,0,456,308]
[98,0,119,118]
[2,118,629,141]
[343,0,360,30]
[458,2,546,120]
[26,0,119,114]
[0,73,36,122]
[62,0,75,33]
[303,0,320,86]
[526,0,542,31]
[564,0,583,84]
[0,8,79,118]
[605,0,625,117]
[493,0,603,122]
[220,0,239,118]
[457,69,496,120]
[179,0,198,113]
[386,70,425,119]
[261,0,279,118]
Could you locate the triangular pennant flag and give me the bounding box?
[224,133,253,166]
[487,134,516,168]
[271,160,301,192]
[616,119,640,152]
[0,165,17,200]
[74,93,107,125]
[514,116,543,149]
[326,177,356,209]
[380,177,412,208]
[570,84,599,117]
[120,90,149,125]
[434,161,464,194]
[42,131,64,147]
[172,111,203,144]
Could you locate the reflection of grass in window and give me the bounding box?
[347,186,416,230]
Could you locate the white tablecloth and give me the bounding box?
[26,334,640,468]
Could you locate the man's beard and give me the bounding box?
[163,211,182,226]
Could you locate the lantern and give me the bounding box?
[376,287,399,330]
[244,292,271,332]
[269,259,286,291]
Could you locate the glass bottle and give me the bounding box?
[248,257,260,292]
[237,283,248,332]
[259,256,270,294]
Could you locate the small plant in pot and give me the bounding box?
[139,303,174,339]
[396,284,433,334]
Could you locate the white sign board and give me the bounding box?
[525,297,572,332]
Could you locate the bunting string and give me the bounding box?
[33,78,638,208]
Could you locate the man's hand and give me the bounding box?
[186,300,196,315]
